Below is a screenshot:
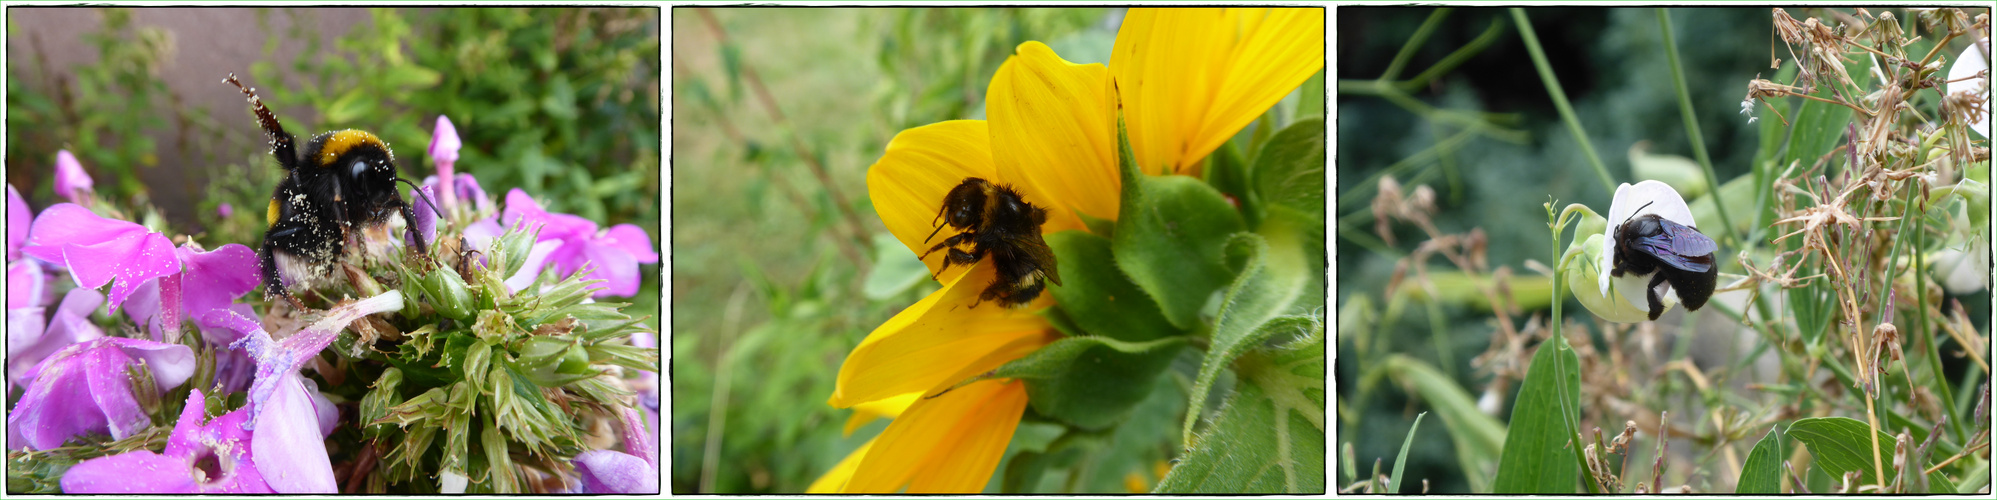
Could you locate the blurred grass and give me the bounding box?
[669,8,1110,493]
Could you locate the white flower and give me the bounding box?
[1947,38,1991,138]
[1593,181,1702,320]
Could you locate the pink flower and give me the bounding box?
[60,389,275,493]
[120,243,259,342]
[6,288,107,389]
[217,291,405,493]
[500,189,658,297]
[429,115,463,209]
[8,183,29,261]
[20,204,181,311]
[53,150,93,203]
[6,336,195,450]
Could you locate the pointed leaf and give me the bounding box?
[1491,338,1582,493]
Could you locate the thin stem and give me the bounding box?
[1512,8,1616,194]
[1913,194,1969,444]
[1397,17,1508,92]
[1657,8,1739,247]
[697,9,875,267]
[1925,434,1992,475]
[1866,395,1886,491]
[1380,8,1452,82]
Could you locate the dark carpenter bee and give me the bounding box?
[227,74,433,301]
[921,177,1062,308]
[1611,201,1719,320]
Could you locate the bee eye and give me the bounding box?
[350,160,369,179]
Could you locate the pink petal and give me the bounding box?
[8,258,47,309]
[574,450,659,494]
[53,150,93,202]
[579,241,640,298]
[428,115,461,165]
[59,448,200,493]
[602,224,659,264]
[20,204,144,263]
[176,243,258,322]
[8,288,106,387]
[8,183,30,259]
[504,239,564,292]
[251,373,337,493]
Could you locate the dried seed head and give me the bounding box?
[1773,9,1807,44]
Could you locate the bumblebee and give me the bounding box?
[921,177,1062,308]
[227,74,431,300]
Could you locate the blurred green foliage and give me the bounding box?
[7,9,177,201]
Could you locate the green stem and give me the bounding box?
[1546,200,1599,494]
[1380,8,1451,82]
[1423,289,1459,380]
[1913,195,1968,444]
[1512,8,1615,194]
[1656,8,1739,247]
[1397,17,1508,92]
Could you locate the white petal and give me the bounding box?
[1947,38,1991,138]
[1600,183,1634,297]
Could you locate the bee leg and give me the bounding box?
[1645,272,1669,321]
[930,248,981,281]
[258,238,289,301]
[920,231,977,261]
[401,202,428,255]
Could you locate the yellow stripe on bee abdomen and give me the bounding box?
[267,199,281,226]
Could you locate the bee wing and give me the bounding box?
[1630,233,1714,273]
[1007,233,1062,286]
[1660,220,1718,257]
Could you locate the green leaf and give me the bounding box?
[861,232,929,300]
[1045,230,1183,342]
[1296,69,1325,119]
[1157,331,1325,493]
[1112,106,1247,330]
[1737,425,1786,493]
[1492,338,1581,494]
[1389,412,1427,494]
[980,334,1186,430]
[1378,354,1505,493]
[1180,234,1313,444]
[1787,417,1957,493]
[1249,117,1327,226]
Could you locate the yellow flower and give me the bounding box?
[817,8,1323,493]
[1113,8,1325,176]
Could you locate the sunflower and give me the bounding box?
[816,8,1323,493]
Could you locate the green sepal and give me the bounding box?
[1045,230,1185,342]
[1111,104,1248,330]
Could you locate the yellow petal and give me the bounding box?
[867,120,998,284]
[988,41,1119,230]
[828,263,1056,408]
[1113,8,1326,176]
[844,392,921,436]
[807,439,874,494]
[845,379,1029,493]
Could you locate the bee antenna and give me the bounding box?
[1626,200,1657,224]
[923,221,948,244]
[394,177,446,217]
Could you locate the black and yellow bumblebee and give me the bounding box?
[226,74,432,301]
[921,177,1061,308]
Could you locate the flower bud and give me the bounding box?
[423,266,475,320]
